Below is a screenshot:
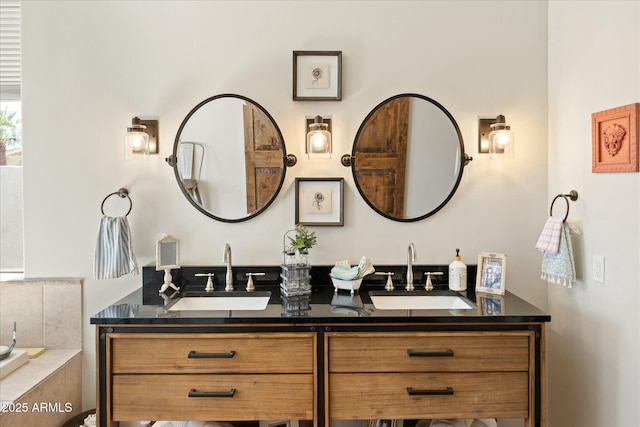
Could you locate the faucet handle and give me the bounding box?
[195,273,215,292]
[245,272,265,292]
[375,272,395,291]
[423,271,444,291]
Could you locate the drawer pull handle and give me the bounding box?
[188,350,236,359]
[406,349,454,357]
[188,388,236,398]
[406,386,454,396]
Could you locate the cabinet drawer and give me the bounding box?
[328,332,530,372]
[112,373,314,421]
[110,333,314,373]
[329,372,529,420]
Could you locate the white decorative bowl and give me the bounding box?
[330,275,363,295]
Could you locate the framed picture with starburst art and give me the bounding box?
[293,50,342,101]
[295,177,344,226]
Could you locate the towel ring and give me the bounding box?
[101,188,132,216]
[549,190,578,223]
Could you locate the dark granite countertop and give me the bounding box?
[90,265,550,325]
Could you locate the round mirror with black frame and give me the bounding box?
[345,93,469,222]
[168,94,294,223]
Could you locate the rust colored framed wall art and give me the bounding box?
[592,103,639,173]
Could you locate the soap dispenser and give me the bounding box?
[449,248,467,292]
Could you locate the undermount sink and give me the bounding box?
[369,290,474,310]
[168,291,271,311]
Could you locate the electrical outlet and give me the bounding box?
[593,255,605,283]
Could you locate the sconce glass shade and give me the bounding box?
[307,116,331,159]
[489,115,514,159]
[124,117,150,160]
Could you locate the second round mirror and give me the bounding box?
[349,93,467,222]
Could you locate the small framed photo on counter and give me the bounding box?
[476,252,506,295]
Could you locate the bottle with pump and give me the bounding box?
[449,248,467,292]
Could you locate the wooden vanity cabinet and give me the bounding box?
[98,325,545,427]
[325,329,544,427]
[101,332,317,425]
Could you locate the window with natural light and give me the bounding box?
[0,0,23,274]
[0,100,21,166]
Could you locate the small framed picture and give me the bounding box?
[592,102,639,173]
[260,421,299,427]
[295,177,344,226]
[293,50,342,101]
[478,294,505,315]
[476,252,507,295]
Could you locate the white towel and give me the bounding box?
[535,217,563,254]
[93,216,138,280]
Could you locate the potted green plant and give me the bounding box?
[287,225,317,265]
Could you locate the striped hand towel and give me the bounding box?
[93,216,138,280]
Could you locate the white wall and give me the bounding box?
[0,167,23,270]
[548,1,640,426]
[21,0,549,415]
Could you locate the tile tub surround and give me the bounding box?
[0,279,82,348]
[0,350,82,426]
[0,279,83,425]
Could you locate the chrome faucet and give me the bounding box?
[222,243,233,291]
[406,242,416,291]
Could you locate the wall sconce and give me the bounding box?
[124,117,158,160]
[478,115,514,159]
[306,115,332,159]
[489,115,514,159]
